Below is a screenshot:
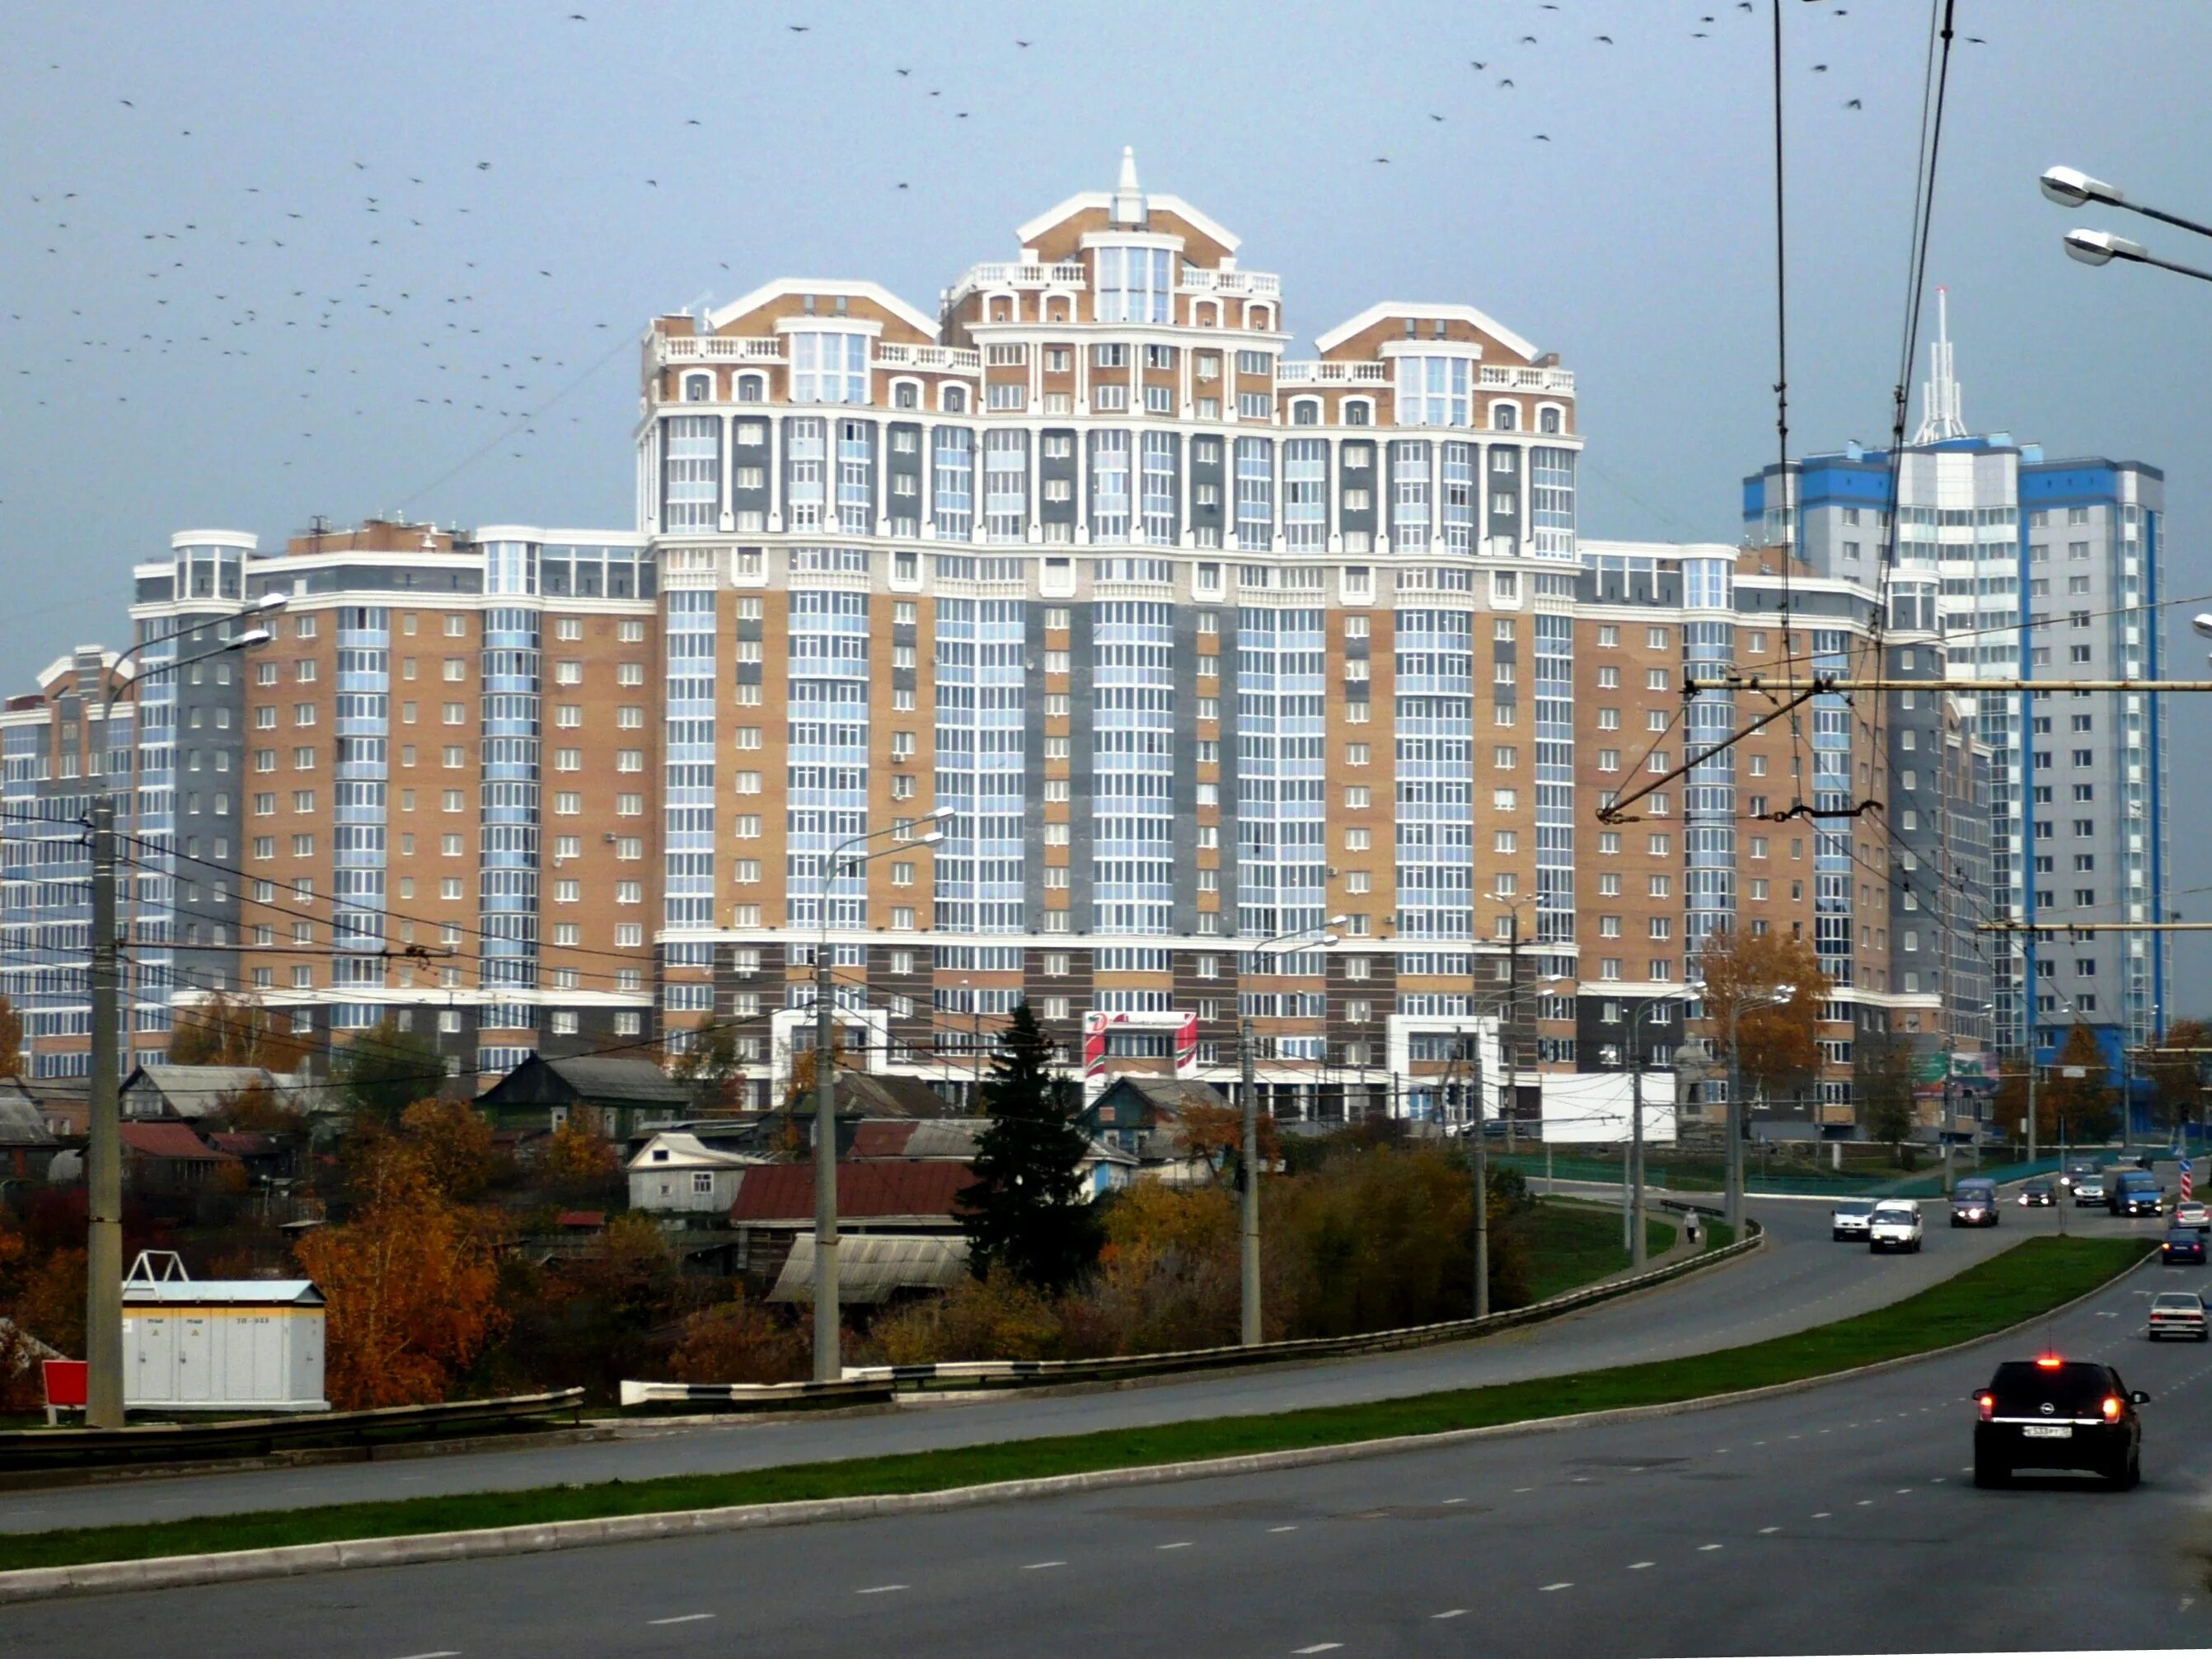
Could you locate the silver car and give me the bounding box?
[2149,1291,2209,1342]
[1831,1199,1876,1243]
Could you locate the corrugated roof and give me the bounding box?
[848,1118,986,1160]
[626,1130,765,1172]
[206,1131,283,1156]
[769,1233,970,1305]
[832,1072,952,1118]
[0,1094,57,1148]
[128,1065,280,1118]
[730,1160,973,1226]
[541,1055,691,1105]
[121,1280,323,1307]
[1097,1077,1228,1115]
[118,1122,236,1161]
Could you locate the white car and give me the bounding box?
[1831,1199,1876,1242]
[1868,1199,1924,1254]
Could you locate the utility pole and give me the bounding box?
[1725,995,1745,1235]
[1469,1028,1490,1319]
[1239,1015,1260,1346]
[1504,915,1522,1155]
[1629,1024,1647,1266]
[812,915,840,1384]
[85,798,124,1429]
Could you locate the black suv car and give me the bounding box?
[1975,1358,2148,1488]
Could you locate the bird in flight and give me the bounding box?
[896,67,910,75]
[1430,113,1445,121]
[1499,77,1515,87]
[788,22,808,30]
[1521,35,1537,44]
[1374,156,1391,164]
[1844,98,1863,110]
[1811,63,1828,72]
[687,118,701,125]
[1534,134,1551,142]
[1015,39,1029,46]
[1470,59,1486,69]
[1595,34,1613,44]
[119,97,134,107]
[476,161,491,170]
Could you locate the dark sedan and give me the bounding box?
[1975,1357,2146,1488]
[2163,1228,2205,1265]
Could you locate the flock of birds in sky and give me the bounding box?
[0,1,1994,534]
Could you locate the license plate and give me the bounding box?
[2022,1424,2073,1439]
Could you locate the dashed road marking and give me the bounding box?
[1811,1511,1832,1519]
[649,1614,714,1626]
[1758,1526,1781,1535]
[1269,1526,1300,1534]
[1513,1486,1535,1493]
[1293,1645,1343,1654]
[1629,1561,1655,1571]
[855,1585,909,1596]
[1856,1499,1876,1507]
[1158,1541,1193,1551]
[1442,1497,1467,1505]
[1699,1544,1724,1552]
[1023,1561,1066,1571]
[1432,1610,1469,1621]
[1541,1582,1574,1592]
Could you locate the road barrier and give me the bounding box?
[0,1390,586,1474]
[618,1377,896,1411]
[626,1220,1762,1409]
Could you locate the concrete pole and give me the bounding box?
[1725,997,1744,1235]
[1473,1033,1490,1319]
[85,796,124,1429]
[1240,1016,1261,1346]
[2027,1052,2039,1165]
[1630,1032,1647,1268]
[811,890,841,1384]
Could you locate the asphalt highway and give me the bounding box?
[2,1203,2203,1656]
[0,1192,2111,1535]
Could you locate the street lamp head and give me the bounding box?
[2191,612,2212,641]
[227,628,274,651]
[1324,913,1351,927]
[2064,227,2144,267]
[922,804,958,821]
[1319,933,1342,948]
[915,829,946,846]
[252,590,292,612]
[2041,165,2121,209]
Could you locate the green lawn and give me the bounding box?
[1520,1198,1677,1303]
[0,1235,2146,1577]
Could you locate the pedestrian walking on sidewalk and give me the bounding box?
[1684,1208,1702,1247]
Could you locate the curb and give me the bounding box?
[0,1239,2149,1607]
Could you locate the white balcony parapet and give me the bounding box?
[1179,268,1281,297]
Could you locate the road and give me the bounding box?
[1,1202,2203,1655]
[1,1191,2074,1535]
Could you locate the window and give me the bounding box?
[790,330,869,403]
[1095,245,1173,324]
[1397,355,1469,426]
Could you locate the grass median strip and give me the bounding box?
[0,1235,2146,1575]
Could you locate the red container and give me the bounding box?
[41,1359,87,1409]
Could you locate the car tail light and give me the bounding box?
[1975,1392,1994,1422]
[2102,1395,2123,1422]
[2035,1355,2063,1370]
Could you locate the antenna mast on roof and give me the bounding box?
[1914,286,1967,443]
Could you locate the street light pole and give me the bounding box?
[809,813,949,1384]
[83,604,283,1428]
[1237,916,1344,1347]
[1240,1013,1260,1346]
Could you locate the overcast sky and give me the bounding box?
[4,1,2210,994]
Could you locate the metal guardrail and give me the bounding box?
[0,1389,587,1473]
[617,1377,896,1412]
[619,1219,1762,1410]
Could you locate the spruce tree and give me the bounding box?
[958,1001,1102,1292]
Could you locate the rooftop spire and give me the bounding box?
[1913,285,1967,443]
[1111,145,1145,226]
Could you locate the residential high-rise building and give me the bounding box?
[1,157,2021,1141]
[1745,293,2168,1076]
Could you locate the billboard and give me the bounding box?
[1541,1072,1677,1146]
[1081,1010,1200,1100]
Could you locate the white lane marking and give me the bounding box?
[1629,1561,1655,1571]
[1513,1486,1535,1493]
[855,1585,909,1596]
[1023,1561,1066,1571]
[1811,1511,1832,1519]
[1432,1608,1469,1619]
[1895,1487,1913,1494]
[1294,1646,1343,1655]
[1158,1541,1193,1551]
[1930,1476,1947,1483]
[1856,1499,1875,1507]
[391,1652,462,1659]
[1269,1526,1300,1534]
[1540,1582,1574,1592]
[649,1614,715,1626]
[1699,1544,1724,1552]
[1758,1526,1781,1535]
[1441,1497,1467,1506]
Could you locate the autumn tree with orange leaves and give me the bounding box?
[293,1139,503,1409]
[1691,926,1830,1105]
